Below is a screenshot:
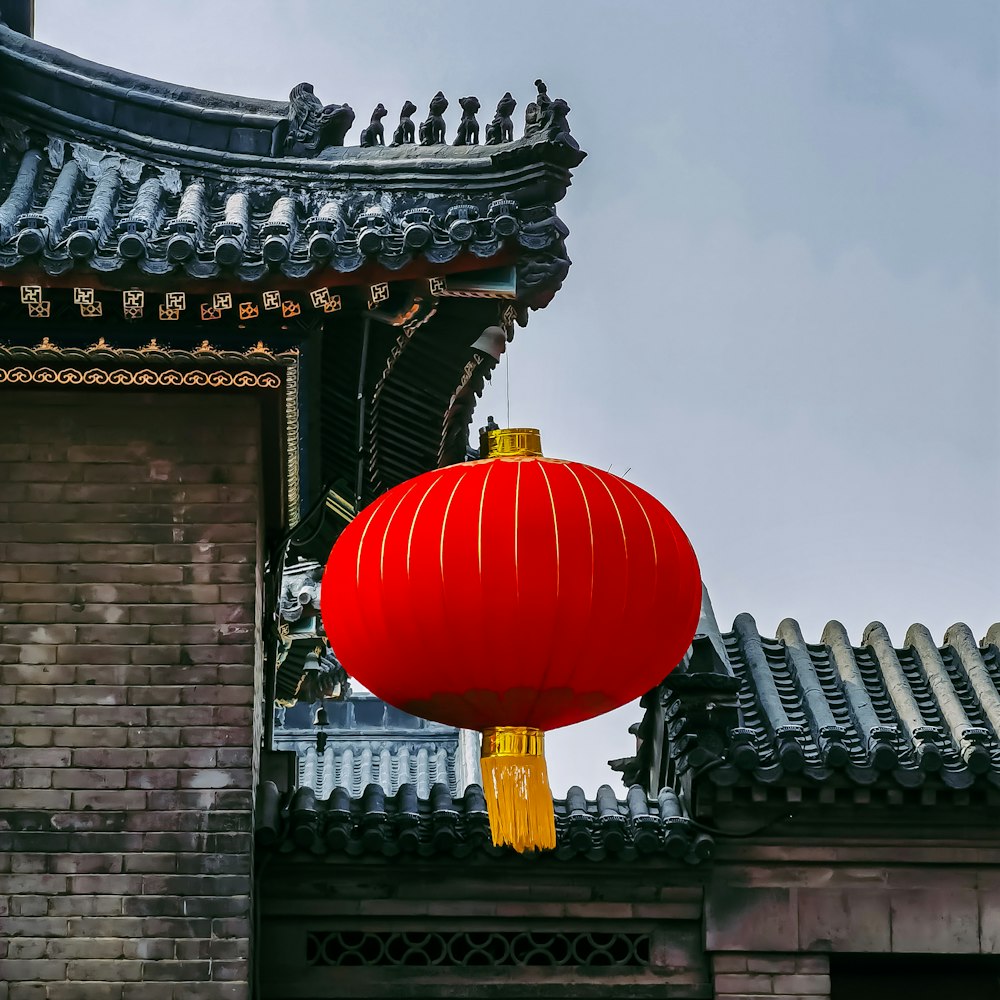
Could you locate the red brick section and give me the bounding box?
[0,392,263,1000]
[713,952,831,1000]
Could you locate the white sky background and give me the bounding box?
[34,1,999,795]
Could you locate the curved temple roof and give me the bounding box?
[0,24,583,307]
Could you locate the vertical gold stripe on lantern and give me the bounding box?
[513,462,522,601]
[537,462,560,602]
[581,465,629,560]
[480,726,556,852]
[380,482,421,580]
[406,475,444,575]
[617,479,659,569]
[562,463,596,616]
[477,461,497,583]
[439,470,468,581]
[355,491,395,586]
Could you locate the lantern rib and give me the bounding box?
[562,463,595,621]
[354,491,395,587]
[406,475,444,576]
[514,462,522,603]
[439,470,468,583]
[380,482,422,580]
[580,466,629,560]
[537,462,560,603]
[616,479,657,569]
[477,461,498,584]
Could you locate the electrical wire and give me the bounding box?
[505,351,510,427]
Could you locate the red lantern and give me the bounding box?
[321,429,701,851]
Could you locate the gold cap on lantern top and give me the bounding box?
[482,427,543,459]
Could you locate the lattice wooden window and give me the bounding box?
[305,929,650,968]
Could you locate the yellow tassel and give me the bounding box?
[480,727,556,852]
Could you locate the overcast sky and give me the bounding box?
[34,1,999,794]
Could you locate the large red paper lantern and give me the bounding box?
[321,429,701,851]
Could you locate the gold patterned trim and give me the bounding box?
[0,343,296,365]
[0,366,282,389]
[436,288,517,299]
[284,353,301,527]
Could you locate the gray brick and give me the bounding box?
[715,973,774,993]
[65,959,142,981]
[9,985,48,1000]
[772,974,831,994]
[712,951,747,973]
[7,939,46,959]
[121,938,175,960]
[747,955,797,973]
[0,960,66,981]
[45,938,125,959]
[46,986,123,1000]
[141,960,211,981]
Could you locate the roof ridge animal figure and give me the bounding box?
[282,82,355,154]
[524,79,550,139]
[485,92,516,145]
[453,96,481,146]
[391,101,417,146]
[360,104,388,148]
[419,92,449,146]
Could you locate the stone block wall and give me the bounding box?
[0,392,262,999]
[713,953,831,1000]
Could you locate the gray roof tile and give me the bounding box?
[255,780,713,863]
[622,594,1000,795]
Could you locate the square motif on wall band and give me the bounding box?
[310,287,332,309]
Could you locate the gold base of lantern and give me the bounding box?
[480,726,556,853]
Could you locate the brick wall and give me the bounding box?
[0,392,263,999]
[713,953,831,1000]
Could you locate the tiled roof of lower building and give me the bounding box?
[255,781,713,864]
[616,589,1000,795]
